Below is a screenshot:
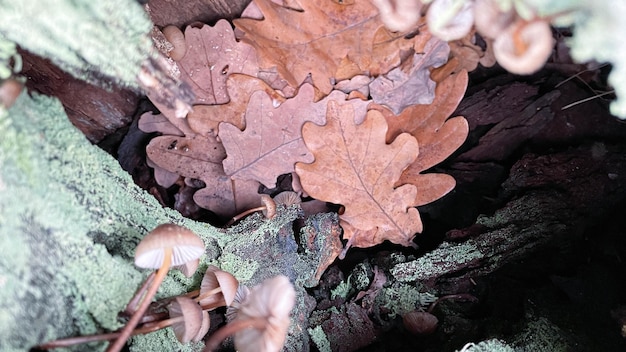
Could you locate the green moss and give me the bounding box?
[0,0,152,88]
[0,93,147,350]
[350,262,372,291]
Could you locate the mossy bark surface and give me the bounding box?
[0,92,321,351]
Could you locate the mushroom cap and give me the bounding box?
[234,276,296,352]
[493,20,554,75]
[173,258,200,278]
[226,284,251,322]
[473,0,516,39]
[273,191,301,206]
[192,310,211,343]
[168,296,203,344]
[199,265,239,307]
[427,0,474,41]
[402,310,439,335]
[135,224,205,269]
[260,194,277,219]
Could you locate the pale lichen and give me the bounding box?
[0,86,320,352]
[511,315,569,352]
[0,92,144,351]
[0,32,19,80]
[0,0,152,89]
[391,241,484,282]
[457,339,515,352]
[308,325,332,352]
[375,282,437,318]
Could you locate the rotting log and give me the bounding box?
[402,72,626,294]
[393,143,626,293]
[3,0,626,350]
[0,91,332,351]
[305,73,626,351]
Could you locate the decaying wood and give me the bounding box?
[19,50,139,143]
[147,0,251,27]
[396,72,626,294]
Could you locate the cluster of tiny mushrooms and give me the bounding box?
[38,222,296,352]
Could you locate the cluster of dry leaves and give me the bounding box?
[141,0,470,249]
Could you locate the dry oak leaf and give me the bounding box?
[147,20,261,123]
[187,74,286,136]
[234,0,432,96]
[139,111,185,136]
[369,37,450,115]
[219,84,368,188]
[146,134,259,217]
[148,18,261,122]
[373,69,469,206]
[178,20,260,106]
[295,100,422,248]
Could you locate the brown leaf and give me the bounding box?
[146,134,259,217]
[234,0,432,96]
[138,112,184,136]
[369,38,450,114]
[295,101,422,248]
[193,177,261,217]
[372,70,469,206]
[147,135,226,179]
[177,20,260,106]
[187,74,286,136]
[219,84,369,188]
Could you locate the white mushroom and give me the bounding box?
[493,20,554,75]
[426,0,474,41]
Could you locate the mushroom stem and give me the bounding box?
[194,287,223,304]
[38,315,186,349]
[185,289,200,298]
[512,22,529,56]
[107,247,173,352]
[124,271,156,315]
[203,317,268,352]
[226,206,266,226]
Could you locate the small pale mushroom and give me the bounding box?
[204,275,296,352]
[0,78,23,109]
[162,25,187,61]
[227,192,301,226]
[371,0,423,32]
[402,310,439,335]
[195,265,239,310]
[225,284,251,322]
[473,0,516,39]
[168,296,203,343]
[107,224,205,352]
[174,258,200,278]
[192,310,211,343]
[493,19,554,75]
[426,0,474,41]
[272,191,301,207]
